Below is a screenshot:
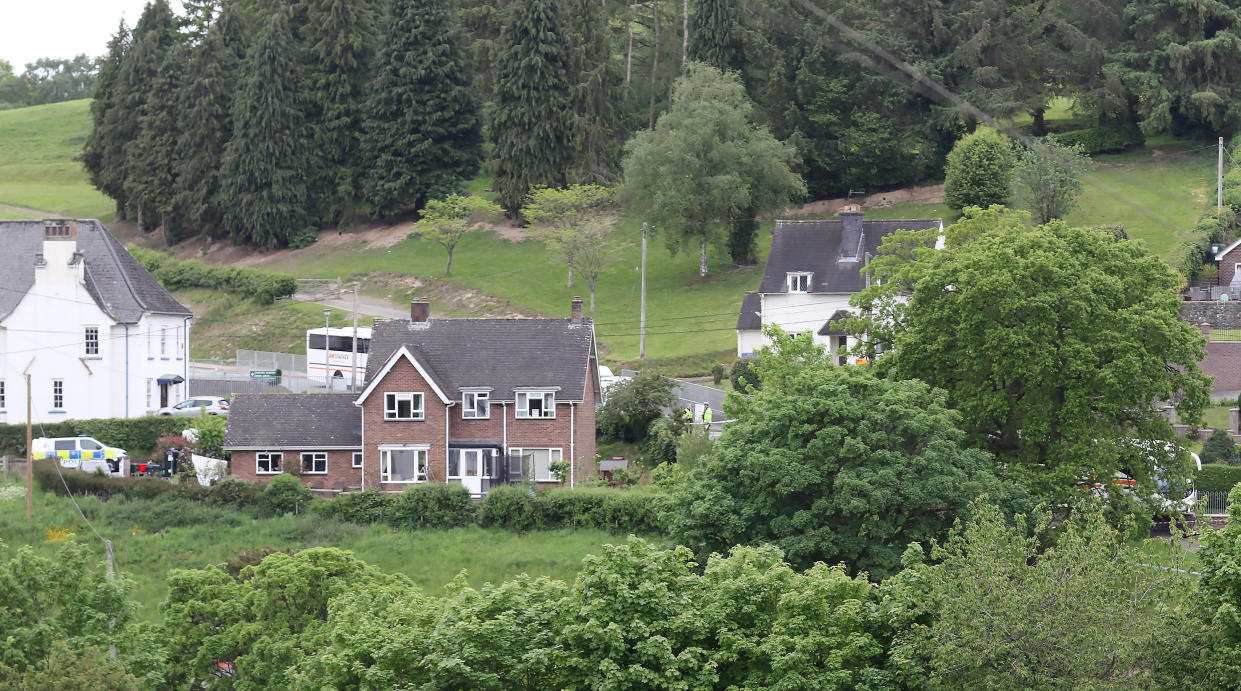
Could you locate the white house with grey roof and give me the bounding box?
[0,219,192,422]
[736,207,942,361]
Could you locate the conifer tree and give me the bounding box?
[491,0,574,217]
[221,12,311,248]
[124,40,186,236]
[83,19,129,220]
[172,5,247,239]
[688,0,743,74]
[362,0,482,218]
[565,0,626,182]
[302,0,376,225]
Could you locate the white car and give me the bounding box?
[157,396,230,417]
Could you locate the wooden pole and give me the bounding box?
[1219,136,1225,213]
[26,372,32,521]
[350,285,359,393]
[640,223,648,359]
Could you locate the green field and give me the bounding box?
[0,485,627,623]
[0,99,114,220]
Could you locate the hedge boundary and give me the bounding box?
[0,416,188,458]
[129,247,296,304]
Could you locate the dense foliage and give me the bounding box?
[943,126,1014,211]
[595,371,676,443]
[1203,429,1241,467]
[0,415,189,458]
[129,247,296,303]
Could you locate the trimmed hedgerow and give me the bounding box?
[129,247,296,304]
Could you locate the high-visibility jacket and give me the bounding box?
[702,407,713,424]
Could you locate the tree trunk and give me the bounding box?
[682,0,688,66]
[649,0,660,130]
[589,280,597,311]
[115,199,126,222]
[699,235,708,277]
[445,247,454,276]
[1032,108,1046,136]
[568,266,574,287]
[137,203,146,231]
[626,0,634,84]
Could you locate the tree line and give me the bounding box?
[0,56,98,109]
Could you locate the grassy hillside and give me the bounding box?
[0,99,113,220]
[178,288,377,359]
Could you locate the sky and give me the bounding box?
[0,1,182,71]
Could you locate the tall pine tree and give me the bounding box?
[221,12,311,248]
[124,38,186,236]
[172,5,248,239]
[565,0,626,182]
[491,0,574,217]
[362,0,482,217]
[688,0,743,74]
[83,19,129,220]
[301,0,376,225]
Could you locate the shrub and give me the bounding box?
[224,547,299,579]
[128,247,296,304]
[311,488,395,524]
[1196,464,1241,493]
[0,416,189,458]
[33,459,182,501]
[1202,429,1241,466]
[943,126,1015,211]
[477,485,537,530]
[677,431,714,468]
[711,364,726,385]
[596,372,676,443]
[642,417,680,467]
[92,494,246,533]
[730,359,760,392]
[1047,121,1143,154]
[389,483,473,529]
[262,474,312,515]
[205,477,264,509]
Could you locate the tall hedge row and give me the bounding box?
[129,247,296,304]
[1195,464,1241,493]
[0,416,188,457]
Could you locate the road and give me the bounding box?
[317,294,408,320]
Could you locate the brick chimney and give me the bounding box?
[570,296,583,325]
[410,297,430,323]
[840,205,863,261]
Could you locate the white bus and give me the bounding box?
[307,326,372,390]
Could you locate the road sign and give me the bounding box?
[249,370,278,380]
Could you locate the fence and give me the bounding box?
[236,349,307,374]
[1204,490,1233,515]
[282,278,342,302]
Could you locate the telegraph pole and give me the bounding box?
[350,285,359,393]
[25,372,32,521]
[640,223,648,359]
[1220,136,1225,213]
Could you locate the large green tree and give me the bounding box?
[220,12,312,248]
[1010,139,1090,224]
[362,0,483,217]
[666,328,1007,577]
[82,19,130,220]
[942,126,1014,211]
[490,0,574,217]
[688,0,743,73]
[883,209,1211,508]
[124,40,186,236]
[619,62,804,276]
[411,194,502,276]
[564,0,626,182]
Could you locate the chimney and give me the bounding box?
[840,206,863,260]
[570,296,584,325]
[410,297,430,323]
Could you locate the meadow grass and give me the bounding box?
[0,486,629,623]
[0,100,114,220]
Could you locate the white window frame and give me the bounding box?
[787,272,812,292]
[384,392,425,420]
[462,391,490,419]
[380,446,429,483]
[351,451,363,469]
[256,452,282,475]
[300,452,327,475]
[52,379,63,410]
[147,328,152,355]
[510,447,563,482]
[177,325,184,354]
[146,378,153,409]
[84,326,99,356]
[516,391,556,419]
[160,327,168,356]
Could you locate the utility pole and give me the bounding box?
[640,223,648,359]
[350,285,359,393]
[25,372,32,521]
[105,538,116,660]
[323,308,332,390]
[1220,136,1225,213]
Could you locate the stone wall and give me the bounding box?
[1181,300,1241,328]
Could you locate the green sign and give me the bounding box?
[250,370,278,379]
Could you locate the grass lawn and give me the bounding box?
[1203,406,1232,432]
[0,100,114,220]
[1,486,631,623]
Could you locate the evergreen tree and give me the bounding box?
[172,5,247,239]
[302,0,376,225]
[565,0,626,182]
[83,19,129,220]
[362,0,482,217]
[688,0,743,74]
[124,40,186,236]
[221,12,311,248]
[943,127,1015,211]
[491,0,574,217]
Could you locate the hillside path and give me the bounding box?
[0,203,64,219]
[316,294,409,320]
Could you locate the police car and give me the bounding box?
[31,436,129,478]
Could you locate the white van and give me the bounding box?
[31,436,128,478]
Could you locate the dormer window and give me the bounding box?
[787,272,812,292]
[516,390,556,419]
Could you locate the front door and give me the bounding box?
[460,449,484,495]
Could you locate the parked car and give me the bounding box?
[31,436,128,477]
[157,396,230,417]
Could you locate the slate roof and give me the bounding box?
[364,317,596,401]
[817,310,853,336]
[224,393,362,448]
[736,291,762,331]
[758,218,941,295]
[0,219,191,322]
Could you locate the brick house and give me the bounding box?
[225,297,600,494]
[224,393,362,491]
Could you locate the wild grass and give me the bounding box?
[178,288,376,359]
[0,485,630,623]
[0,99,113,220]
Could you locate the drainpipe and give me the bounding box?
[124,324,129,418]
[183,316,191,398]
[570,403,576,488]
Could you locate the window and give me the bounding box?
[351,451,363,469]
[516,391,555,419]
[160,327,168,356]
[80,439,102,450]
[462,391,490,419]
[300,452,327,475]
[384,392,424,420]
[257,452,282,474]
[787,272,811,292]
[0,380,5,409]
[52,379,63,409]
[380,447,428,483]
[147,328,152,355]
[510,448,563,482]
[308,333,327,350]
[177,325,184,354]
[145,379,152,408]
[84,326,99,355]
[54,439,76,451]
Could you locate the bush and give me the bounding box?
[711,364,726,385]
[205,477,264,509]
[262,474,312,515]
[128,247,296,304]
[0,416,188,458]
[33,459,184,501]
[1195,464,1241,492]
[943,126,1015,211]
[1047,121,1143,154]
[477,485,537,531]
[642,417,680,467]
[90,493,247,533]
[730,359,760,392]
[311,488,395,524]
[477,485,669,533]
[1202,429,1241,466]
[389,483,473,529]
[596,372,676,443]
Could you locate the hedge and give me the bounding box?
[1048,121,1144,155]
[1195,464,1241,493]
[129,247,296,304]
[478,486,670,534]
[0,416,188,458]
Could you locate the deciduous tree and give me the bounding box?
[523,184,617,309]
[412,194,502,276]
[1010,139,1090,224]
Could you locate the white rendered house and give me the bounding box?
[0,220,192,423]
[736,207,942,362]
